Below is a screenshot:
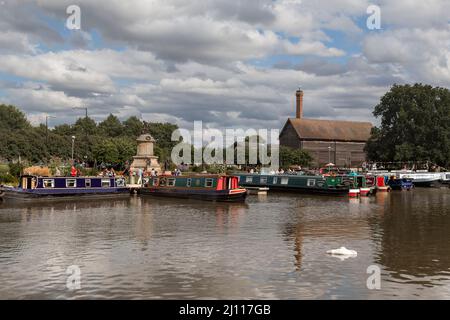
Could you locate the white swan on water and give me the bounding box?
[327,247,357,256]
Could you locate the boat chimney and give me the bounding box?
[296,88,304,119]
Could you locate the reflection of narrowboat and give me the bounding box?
[387,177,414,190]
[238,174,352,195]
[0,175,129,201]
[139,175,247,202]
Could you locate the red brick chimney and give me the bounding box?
[296,89,304,119]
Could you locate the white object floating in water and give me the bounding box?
[327,247,357,256]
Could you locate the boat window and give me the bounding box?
[273,177,278,184]
[168,178,176,187]
[101,179,110,188]
[187,178,192,187]
[66,179,77,188]
[205,178,214,188]
[85,179,91,188]
[43,179,55,188]
[116,179,125,187]
[281,177,289,185]
[307,179,316,187]
[246,176,253,183]
[260,176,267,184]
[195,179,201,187]
[152,178,159,186]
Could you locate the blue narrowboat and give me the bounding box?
[0,175,129,201]
[139,175,247,202]
[387,177,414,190]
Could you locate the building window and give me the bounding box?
[101,179,110,188]
[281,177,289,185]
[205,178,214,187]
[246,176,253,183]
[85,179,91,188]
[168,178,176,187]
[260,176,267,184]
[43,179,54,188]
[307,179,316,187]
[66,179,77,188]
[187,178,192,187]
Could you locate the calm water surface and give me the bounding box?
[1,189,450,299]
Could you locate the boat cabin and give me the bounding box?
[146,175,240,190]
[19,175,126,190]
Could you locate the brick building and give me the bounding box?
[279,89,373,167]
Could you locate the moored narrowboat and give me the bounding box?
[387,177,414,190]
[0,175,129,201]
[139,175,247,202]
[238,174,352,195]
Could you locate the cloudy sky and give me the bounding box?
[0,0,449,130]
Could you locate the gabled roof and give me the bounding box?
[282,118,373,142]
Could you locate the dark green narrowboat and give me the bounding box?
[140,175,247,202]
[237,174,361,195]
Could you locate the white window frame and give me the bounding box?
[281,177,289,185]
[307,179,316,187]
[273,177,278,184]
[187,178,192,187]
[101,179,111,188]
[85,179,91,188]
[153,178,159,186]
[260,176,267,184]
[43,179,55,188]
[205,178,214,188]
[246,176,253,183]
[66,179,77,188]
[168,178,176,187]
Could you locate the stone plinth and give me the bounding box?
[131,134,161,173]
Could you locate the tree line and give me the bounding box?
[0,104,178,168]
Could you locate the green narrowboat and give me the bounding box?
[139,174,247,202]
[237,174,370,195]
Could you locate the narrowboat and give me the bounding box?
[139,175,247,202]
[238,174,355,195]
[0,175,129,201]
[397,172,442,187]
[387,177,414,190]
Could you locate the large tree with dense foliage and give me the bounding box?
[365,84,450,167]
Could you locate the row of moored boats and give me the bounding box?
[0,170,449,203]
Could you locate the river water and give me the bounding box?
[1,188,450,299]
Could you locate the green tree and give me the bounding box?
[365,84,450,167]
[123,116,143,137]
[0,104,31,130]
[98,114,123,137]
[280,146,313,168]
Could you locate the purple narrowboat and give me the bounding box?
[0,175,130,202]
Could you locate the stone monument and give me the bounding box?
[131,133,161,173]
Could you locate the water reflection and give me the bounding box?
[1,189,450,299]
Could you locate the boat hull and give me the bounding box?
[257,185,349,195]
[140,188,247,202]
